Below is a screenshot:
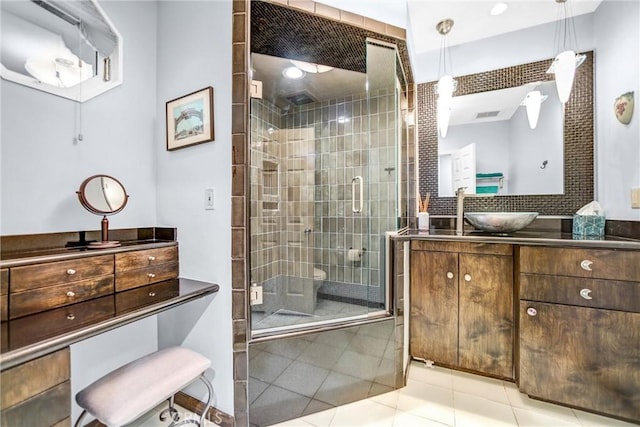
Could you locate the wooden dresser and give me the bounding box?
[0,229,183,427]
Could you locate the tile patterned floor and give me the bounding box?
[252,299,370,330]
[268,361,639,427]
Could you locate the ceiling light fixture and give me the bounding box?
[283,66,305,80]
[435,18,456,138]
[547,0,586,104]
[289,59,333,74]
[490,2,508,16]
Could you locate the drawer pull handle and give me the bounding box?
[527,307,537,316]
[464,274,471,282]
[149,292,156,297]
[580,288,593,300]
[66,291,75,297]
[148,256,156,261]
[148,273,156,278]
[580,260,593,271]
[67,313,75,320]
[446,272,454,279]
[67,269,76,275]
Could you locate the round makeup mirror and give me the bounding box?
[77,175,129,248]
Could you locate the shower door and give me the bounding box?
[249,40,404,335]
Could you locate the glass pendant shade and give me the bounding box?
[436,75,455,103]
[437,97,451,138]
[25,50,93,88]
[523,91,542,129]
[550,50,577,104]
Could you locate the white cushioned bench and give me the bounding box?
[74,346,213,427]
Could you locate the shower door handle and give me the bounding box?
[352,176,363,213]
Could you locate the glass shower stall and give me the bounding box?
[249,39,407,336]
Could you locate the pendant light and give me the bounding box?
[547,0,586,104]
[521,90,548,129]
[435,19,456,138]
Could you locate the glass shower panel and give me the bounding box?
[249,53,373,334]
[364,40,402,314]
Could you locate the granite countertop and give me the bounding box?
[0,277,218,370]
[398,228,640,250]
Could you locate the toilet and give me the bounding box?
[313,267,327,281]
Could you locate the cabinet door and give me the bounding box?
[459,253,513,379]
[410,250,458,366]
[520,301,640,421]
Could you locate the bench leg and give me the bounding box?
[160,395,180,422]
[167,374,214,427]
[74,410,87,427]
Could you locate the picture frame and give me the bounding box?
[166,86,214,150]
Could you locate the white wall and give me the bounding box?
[154,0,234,415]
[594,0,640,220]
[1,0,158,234]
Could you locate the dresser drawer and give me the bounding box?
[520,273,640,313]
[9,275,114,319]
[10,255,114,292]
[1,347,70,409]
[115,279,180,314]
[115,246,178,272]
[0,381,70,427]
[1,269,7,321]
[520,246,640,281]
[7,297,115,349]
[115,262,179,292]
[411,240,512,255]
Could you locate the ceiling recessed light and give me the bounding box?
[283,66,305,79]
[490,2,508,16]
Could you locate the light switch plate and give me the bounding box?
[632,187,640,209]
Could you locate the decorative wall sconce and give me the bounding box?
[614,91,634,125]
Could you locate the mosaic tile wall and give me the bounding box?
[417,53,594,216]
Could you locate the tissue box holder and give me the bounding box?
[573,214,605,238]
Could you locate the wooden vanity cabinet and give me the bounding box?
[410,241,514,379]
[1,269,8,321]
[1,347,71,426]
[519,246,640,422]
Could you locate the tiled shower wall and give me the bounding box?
[250,98,284,286]
[278,88,398,300]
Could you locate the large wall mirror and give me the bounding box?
[418,53,594,216]
[1,0,122,102]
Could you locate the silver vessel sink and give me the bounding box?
[464,212,539,233]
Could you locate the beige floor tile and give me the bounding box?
[370,389,400,409]
[300,406,337,427]
[392,410,453,426]
[573,409,640,427]
[329,399,396,427]
[407,362,453,389]
[513,407,581,426]
[451,370,511,405]
[453,391,517,427]
[504,383,580,424]
[396,380,455,426]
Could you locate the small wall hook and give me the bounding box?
[540,160,548,169]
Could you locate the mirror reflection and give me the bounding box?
[438,80,564,197]
[0,0,122,102]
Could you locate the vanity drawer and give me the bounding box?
[115,246,178,271]
[412,240,512,255]
[7,297,115,349]
[9,275,114,319]
[115,279,180,314]
[520,273,640,313]
[10,255,114,292]
[1,268,8,321]
[1,347,70,409]
[115,262,179,292]
[520,246,640,281]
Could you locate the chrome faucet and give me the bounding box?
[455,187,495,235]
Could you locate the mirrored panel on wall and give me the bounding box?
[438,80,564,197]
[249,39,405,335]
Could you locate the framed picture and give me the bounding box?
[166,86,214,150]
